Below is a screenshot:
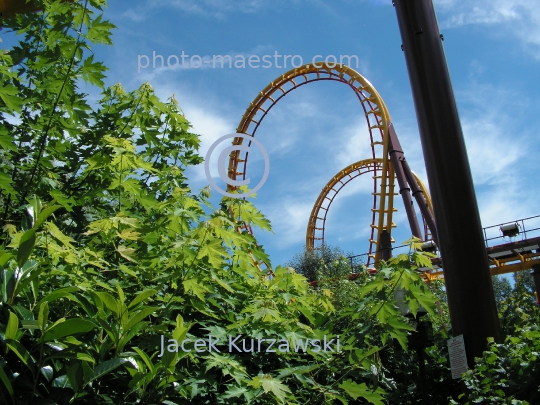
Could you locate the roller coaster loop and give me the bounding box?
[227,62,437,271]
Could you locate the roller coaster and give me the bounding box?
[226,62,540,281]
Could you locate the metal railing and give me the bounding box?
[345,214,540,270]
[483,215,540,249]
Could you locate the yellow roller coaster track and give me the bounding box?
[307,158,433,269]
[228,62,436,270]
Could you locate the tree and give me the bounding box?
[491,275,512,311]
[286,244,364,282]
[513,270,535,295]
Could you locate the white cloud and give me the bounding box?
[384,78,537,235]
[436,0,540,59]
[477,182,540,232]
[123,0,270,21]
[168,0,267,18]
[261,198,314,248]
[456,83,527,186]
[334,120,375,169]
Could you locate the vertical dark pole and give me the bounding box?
[393,0,501,364]
[417,348,429,404]
[532,264,540,305]
[380,229,393,261]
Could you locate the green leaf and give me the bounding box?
[0,172,17,197]
[116,283,125,304]
[42,318,96,342]
[0,134,17,152]
[183,278,209,301]
[128,289,157,309]
[248,375,291,403]
[198,239,229,267]
[172,314,190,342]
[412,252,433,269]
[0,82,23,112]
[13,260,41,299]
[38,302,49,331]
[5,310,19,340]
[34,205,62,229]
[81,55,106,87]
[223,385,251,401]
[124,307,158,331]
[0,365,14,398]
[87,358,128,383]
[17,229,36,268]
[339,380,385,405]
[5,339,33,368]
[0,252,14,269]
[1,270,15,304]
[133,347,155,376]
[49,190,76,212]
[94,291,119,316]
[36,287,79,308]
[85,15,116,45]
[117,245,138,263]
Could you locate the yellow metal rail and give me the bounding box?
[230,63,396,270]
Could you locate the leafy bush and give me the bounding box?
[451,324,540,405]
[286,244,364,282]
[450,271,540,405]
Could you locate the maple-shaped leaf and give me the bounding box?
[198,239,229,267]
[252,307,281,322]
[233,201,272,232]
[412,251,433,269]
[212,225,246,249]
[338,380,385,404]
[80,55,106,88]
[117,245,138,263]
[248,375,291,404]
[222,385,252,401]
[183,278,209,301]
[118,229,141,241]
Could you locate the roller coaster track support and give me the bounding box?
[394,0,501,363]
[387,122,437,246]
[532,264,540,305]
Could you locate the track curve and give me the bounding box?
[228,63,397,269]
[307,159,433,269]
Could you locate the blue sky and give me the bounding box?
[8,0,540,268]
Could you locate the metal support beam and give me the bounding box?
[388,123,423,240]
[380,229,393,261]
[393,0,501,364]
[401,158,438,246]
[532,264,540,305]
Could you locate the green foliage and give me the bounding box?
[452,324,540,405]
[286,244,365,282]
[309,243,462,404]
[499,271,538,336]
[492,275,512,312]
[449,271,540,405]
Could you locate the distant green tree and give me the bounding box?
[513,270,536,295]
[492,275,512,311]
[286,244,364,282]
